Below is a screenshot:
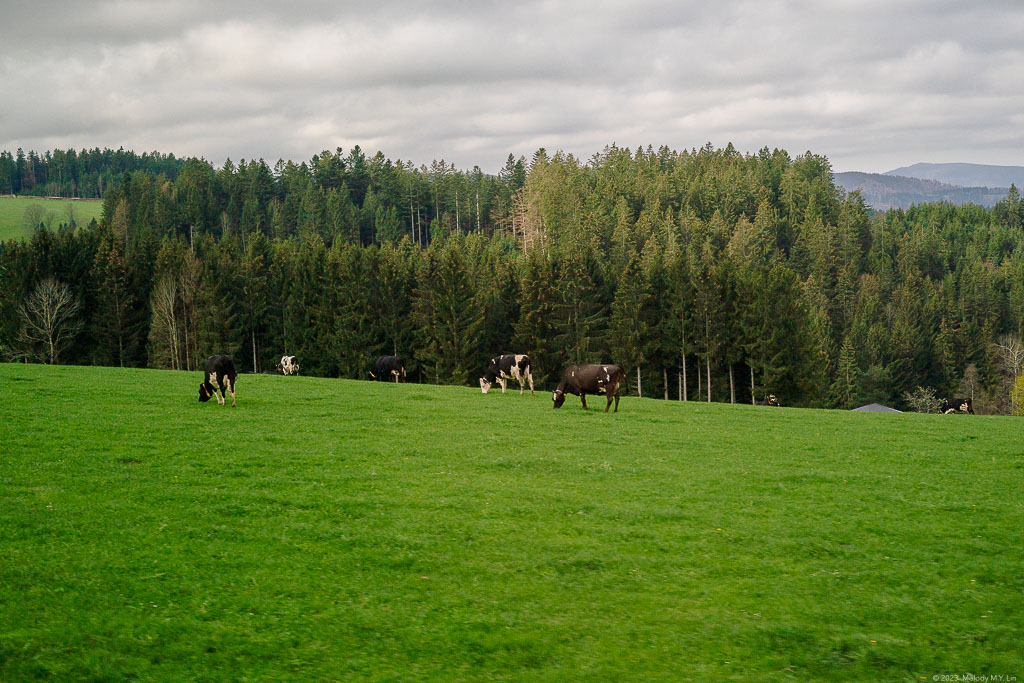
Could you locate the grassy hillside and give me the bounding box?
[2,363,1022,680]
[0,196,105,242]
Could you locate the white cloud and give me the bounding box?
[1,0,1023,173]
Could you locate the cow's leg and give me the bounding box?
[499,376,508,394]
[527,369,534,395]
[213,373,225,405]
[580,393,588,410]
[227,375,236,407]
[510,367,524,395]
[607,383,620,412]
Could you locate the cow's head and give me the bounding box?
[552,389,566,408]
[198,383,213,402]
[480,378,493,394]
[767,394,780,406]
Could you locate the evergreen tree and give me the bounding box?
[609,255,651,396]
[412,239,483,384]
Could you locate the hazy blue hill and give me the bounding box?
[834,171,1009,210]
[885,162,1024,189]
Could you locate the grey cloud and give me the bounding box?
[2,1,1023,174]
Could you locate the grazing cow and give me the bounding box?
[199,355,238,407]
[370,355,406,383]
[553,363,624,412]
[480,354,535,395]
[941,397,974,414]
[755,394,781,406]
[278,355,299,375]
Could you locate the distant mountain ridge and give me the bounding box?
[884,163,1024,189]
[835,162,1021,211]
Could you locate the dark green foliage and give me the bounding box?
[412,237,484,384]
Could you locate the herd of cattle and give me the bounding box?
[198,353,976,415]
[199,352,624,412]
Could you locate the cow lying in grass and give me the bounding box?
[756,394,781,406]
[553,363,624,412]
[941,397,974,414]
[199,355,238,407]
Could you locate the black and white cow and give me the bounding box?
[278,355,299,375]
[941,397,974,414]
[199,355,238,407]
[755,394,781,406]
[371,355,406,383]
[553,363,624,412]
[480,354,534,395]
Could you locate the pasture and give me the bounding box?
[1,363,1022,680]
[0,196,104,241]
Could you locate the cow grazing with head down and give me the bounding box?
[755,394,781,406]
[480,354,534,395]
[941,397,974,414]
[279,355,299,375]
[199,355,238,407]
[553,363,624,412]
[371,356,406,382]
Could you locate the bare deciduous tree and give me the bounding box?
[18,278,82,364]
[149,272,181,369]
[994,335,1024,379]
[22,204,45,234]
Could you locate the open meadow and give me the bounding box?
[1,363,1023,680]
[0,196,105,241]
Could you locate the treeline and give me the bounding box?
[0,147,185,198]
[2,143,1023,412]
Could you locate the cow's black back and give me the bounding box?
[372,356,406,382]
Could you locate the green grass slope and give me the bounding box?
[2,363,1022,680]
[0,196,105,241]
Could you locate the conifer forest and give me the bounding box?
[3,143,1024,412]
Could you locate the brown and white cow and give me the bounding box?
[199,355,238,407]
[278,355,299,375]
[479,354,534,395]
[552,363,624,412]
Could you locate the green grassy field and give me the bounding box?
[0,196,105,241]
[2,363,1022,681]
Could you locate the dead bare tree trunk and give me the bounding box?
[706,357,711,403]
[729,364,735,404]
[750,365,756,405]
[636,365,642,398]
[663,367,668,400]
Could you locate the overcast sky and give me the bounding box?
[2,0,1022,174]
